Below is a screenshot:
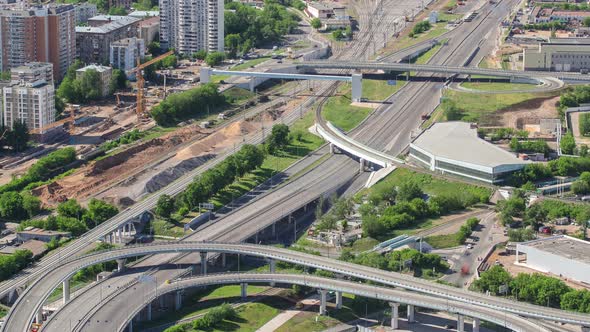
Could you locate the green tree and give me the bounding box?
[155,194,175,218]
[205,52,225,66]
[472,265,512,295]
[85,198,118,227]
[311,18,322,29]
[266,123,290,154]
[561,133,576,155]
[108,6,127,15]
[584,16,590,27]
[57,199,86,220]
[194,50,207,60]
[109,69,128,93]
[5,120,29,152]
[225,34,242,58]
[508,228,535,242]
[0,192,25,220]
[21,193,41,218]
[397,181,423,201]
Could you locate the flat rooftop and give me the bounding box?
[412,122,528,169]
[521,235,590,265]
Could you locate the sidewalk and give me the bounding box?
[256,296,319,332]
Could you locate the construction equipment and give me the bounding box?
[126,50,174,119]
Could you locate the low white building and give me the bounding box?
[76,64,112,97]
[410,122,528,184]
[516,235,590,285]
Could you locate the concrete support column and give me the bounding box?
[335,291,342,309]
[174,291,182,311]
[407,304,415,323]
[472,318,480,332]
[515,246,519,263]
[255,231,258,244]
[319,289,327,315]
[351,73,362,102]
[159,295,165,308]
[457,314,465,332]
[221,253,226,268]
[36,309,43,324]
[146,302,152,321]
[117,259,126,272]
[63,278,70,304]
[269,259,276,286]
[200,252,207,275]
[271,222,276,237]
[249,78,255,92]
[329,143,335,154]
[240,283,247,300]
[389,302,400,329]
[128,319,133,332]
[201,67,211,83]
[359,158,365,173]
[117,228,122,243]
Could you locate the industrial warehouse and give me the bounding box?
[409,122,528,184]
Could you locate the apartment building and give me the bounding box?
[0,4,76,80]
[159,0,224,54]
[76,15,141,64]
[74,3,97,24]
[110,37,145,73]
[2,63,55,133]
[76,64,112,97]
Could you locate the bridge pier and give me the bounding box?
[359,158,365,173]
[457,314,465,332]
[241,282,247,300]
[174,291,182,311]
[329,143,335,154]
[63,278,70,304]
[351,74,362,102]
[389,302,400,329]
[472,317,480,332]
[271,222,276,238]
[201,67,211,83]
[200,252,208,275]
[146,302,152,321]
[221,253,226,268]
[117,259,126,272]
[335,291,342,309]
[36,308,43,324]
[407,304,415,323]
[128,319,133,332]
[319,289,327,315]
[269,259,276,286]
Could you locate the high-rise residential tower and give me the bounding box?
[159,0,224,55]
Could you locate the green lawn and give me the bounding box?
[392,22,450,51]
[150,218,186,238]
[362,80,407,101]
[212,74,231,83]
[0,305,7,318]
[222,88,256,103]
[206,300,288,332]
[275,311,342,332]
[460,82,539,91]
[202,285,268,300]
[425,233,461,249]
[230,57,271,71]
[441,89,559,124]
[350,237,379,252]
[322,84,372,132]
[414,40,447,65]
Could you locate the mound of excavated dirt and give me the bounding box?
[144,154,215,194]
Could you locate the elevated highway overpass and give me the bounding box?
[297,60,585,83]
[119,273,551,332]
[4,242,590,332]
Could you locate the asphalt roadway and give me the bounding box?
[5,0,532,330]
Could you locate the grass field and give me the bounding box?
[441,89,559,123]
[275,311,342,332]
[350,237,379,252]
[205,301,287,332]
[414,40,447,65]
[322,83,372,132]
[425,233,461,248]
[460,82,539,91]
[222,88,256,103]
[362,79,407,101]
[392,22,450,51]
[230,57,271,71]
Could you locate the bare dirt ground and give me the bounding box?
[497,96,560,128]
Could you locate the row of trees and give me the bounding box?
[0,249,32,281]
[508,156,590,187]
[478,127,529,142]
[224,1,299,58]
[409,21,431,38]
[339,248,449,278]
[473,266,590,313]
[0,147,76,195]
[101,129,145,151]
[150,83,226,126]
[509,138,550,155]
[572,171,590,195]
[0,192,41,221]
[361,179,489,238]
[18,198,118,236]
[177,144,265,212]
[457,217,480,244]
[522,22,567,31]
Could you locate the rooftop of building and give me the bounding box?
[11,62,53,72]
[76,64,112,73]
[411,122,528,168]
[17,227,70,236]
[520,235,590,265]
[76,15,140,34]
[128,10,159,18]
[138,16,159,26]
[308,2,345,10]
[544,37,590,45]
